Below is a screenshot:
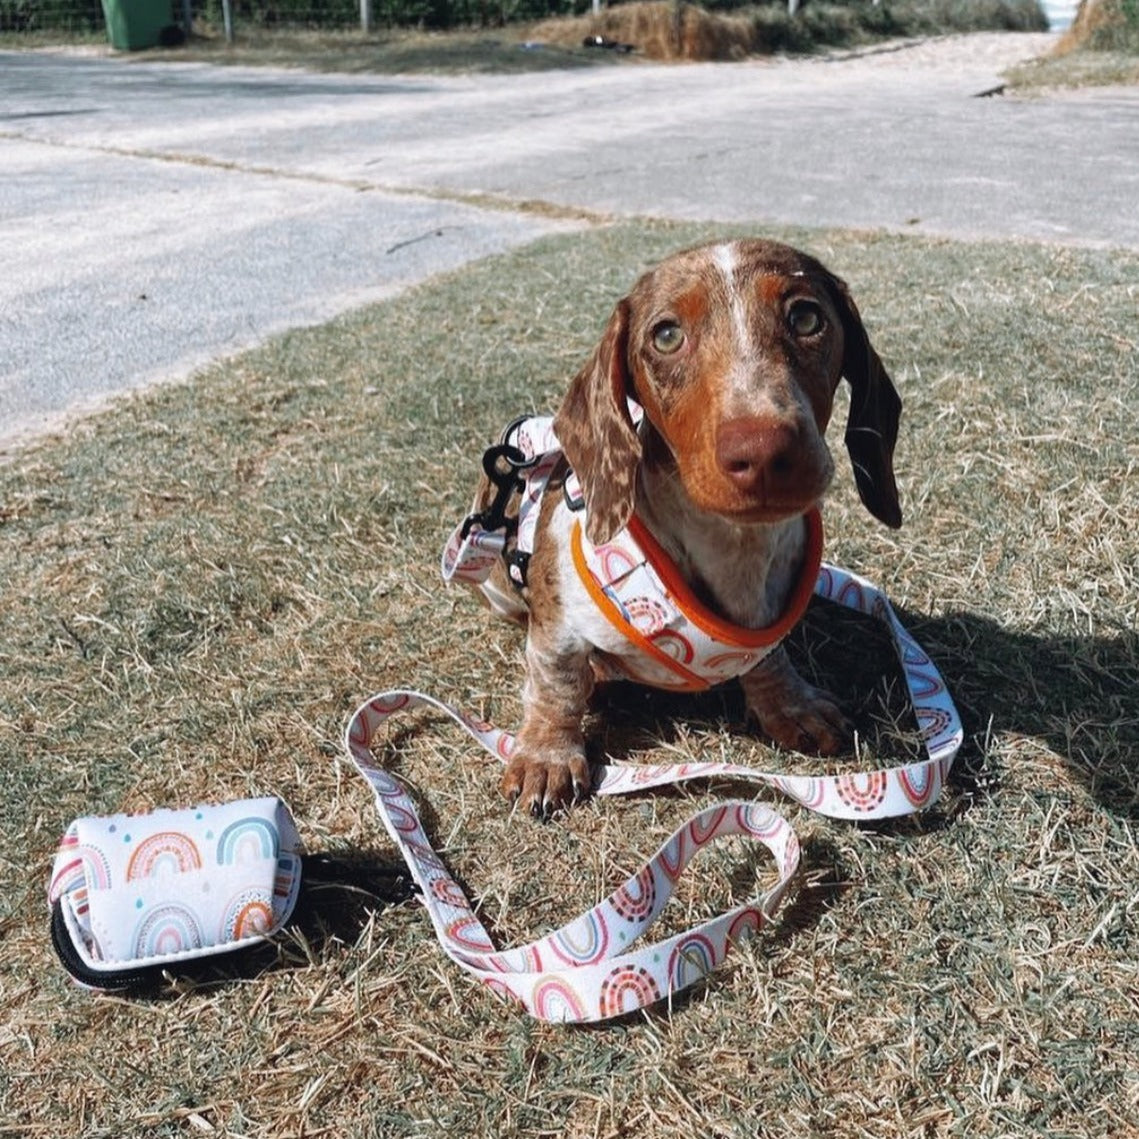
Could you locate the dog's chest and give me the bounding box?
[550,502,808,676]
[644,513,807,632]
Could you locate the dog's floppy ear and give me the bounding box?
[826,276,903,529]
[553,299,641,546]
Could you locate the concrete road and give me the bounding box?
[3,34,1137,454]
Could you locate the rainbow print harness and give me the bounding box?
[570,508,823,692]
[442,412,823,694]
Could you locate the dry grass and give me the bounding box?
[164,25,629,73]
[2,220,1138,1137]
[1058,0,1139,52]
[531,0,1048,62]
[530,2,757,62]
[1007,0,1139,88]
[1006,45,1139,85]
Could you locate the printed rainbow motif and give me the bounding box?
[624,595,669,636]
[133,903,204,959]
[650,629,696,664]
[430,876,470,909]
[690,805,729,846]
[220,889,275,941]
[735,803,784,841]
[899,762,939,807]
[50,840,112,900]
[774,773,826,810]
[658,830,688,881]
[835,770,890,813]
[126,831,202,881]
[531,976,588,1022]
[706,649,759,673]
[216,817,280,866]
[669,934,718,988]
[599,965,661,1019]
[611,866,656,921]
[727,908,764,944]
[445,916,496,954]
[549,911,611,967]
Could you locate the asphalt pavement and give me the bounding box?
[3,35,1137,455]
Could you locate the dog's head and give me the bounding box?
[552,238,902,546]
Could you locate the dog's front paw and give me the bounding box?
[748,683,852,756]
[741,648,852,756]
[500,748,591,819]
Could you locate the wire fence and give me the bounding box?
[1,0,613,35]
[0,0,1057,44]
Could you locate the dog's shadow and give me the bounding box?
[578,599,1137,1021]
[590,597,1139,820]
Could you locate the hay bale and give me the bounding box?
[534,2,757,62]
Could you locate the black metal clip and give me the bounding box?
[459,442,536,539]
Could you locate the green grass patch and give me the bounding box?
[2,221,1137,1136]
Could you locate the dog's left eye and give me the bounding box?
[787,301,825,338]
[651,321,686,354]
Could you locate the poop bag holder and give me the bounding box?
[48,796,303,991]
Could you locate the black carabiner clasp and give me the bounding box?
[460,443,535,539]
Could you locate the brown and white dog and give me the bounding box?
[469,238,902,817]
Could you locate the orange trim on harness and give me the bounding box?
[570,507,824,692]
[625,507,823,650]
[571,521,709,690]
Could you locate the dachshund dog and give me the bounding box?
[469,239,902,817]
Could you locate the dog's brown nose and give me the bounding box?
[715,416,798,494]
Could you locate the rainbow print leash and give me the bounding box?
[343,562,962,1024]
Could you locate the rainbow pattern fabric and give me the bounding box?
[49,796,302,976]
[344,562,962,1023]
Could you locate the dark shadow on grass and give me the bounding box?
[891,606,1139,819]
[590,596,1138,820]
[587,596,940,796]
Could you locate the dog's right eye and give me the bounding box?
[787,300,825,338]
[651,321,686,354]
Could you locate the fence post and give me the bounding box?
[222,0,233,42]
[361,0,373,32]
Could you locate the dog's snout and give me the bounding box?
[715,417,798,493]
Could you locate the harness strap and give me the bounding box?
[343,562,962,1024]
[572,509,825,691]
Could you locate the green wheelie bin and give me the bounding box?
[101,0,173,50]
